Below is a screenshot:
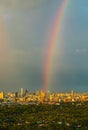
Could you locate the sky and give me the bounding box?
[0,0,88,92]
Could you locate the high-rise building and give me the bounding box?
[20,88,23,97]
[0,92,5,99]
[15,92,18,98]
[24,89,29,96]
[71,90,74,97]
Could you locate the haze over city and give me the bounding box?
[0,0,88,92]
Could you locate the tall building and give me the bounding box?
[20,88,24,97]
[40,90,46,99]
[71,90,74,97]
[15,92,18,98]
[0,92,5,99]
[24,89,29,96]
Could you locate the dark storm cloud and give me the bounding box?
[0,0,88,92]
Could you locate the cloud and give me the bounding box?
[12,49,31,56]
[74,48,88,55]
[0,0,45,10]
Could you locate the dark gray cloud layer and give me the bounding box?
[0,0,88,92]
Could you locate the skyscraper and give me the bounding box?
[20,88,23,97]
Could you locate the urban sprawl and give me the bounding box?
[0,89,88,105]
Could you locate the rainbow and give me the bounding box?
[43,0,69,93]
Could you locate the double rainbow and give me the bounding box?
[43,0,69,92]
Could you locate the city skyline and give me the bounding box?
[0,0,88,92]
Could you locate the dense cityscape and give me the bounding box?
[0,89,88,105]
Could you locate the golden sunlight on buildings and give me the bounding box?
[0,92,5,99]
